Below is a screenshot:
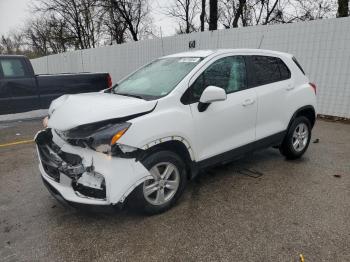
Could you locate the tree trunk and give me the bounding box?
[186,0,190,33]
[338,0,349,17]
[112,0,140,41]
[129,28,139,41]
[200,0,206,31]
[232,0,246,28]
[263,0,279,25]
[209,0,218,31]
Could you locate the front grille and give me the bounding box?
[37,129,107,201]
[36,129,84,181]
[42,162,60,182]
[60,151,83,166]
[73,183,106,199]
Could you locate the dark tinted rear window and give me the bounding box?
[249,56,291,87]
[278,59,291,79]
[0,58,29,78]
[292,56,305,75]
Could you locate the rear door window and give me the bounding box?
[0,58,29,78]
[247,55,291,87]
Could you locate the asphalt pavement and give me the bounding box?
[0,119,349,262]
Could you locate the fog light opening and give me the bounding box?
[73,171,106,200]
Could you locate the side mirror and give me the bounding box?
[198,86,226,112]
[199,86,227,104]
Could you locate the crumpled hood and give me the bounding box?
[48,93,157,131]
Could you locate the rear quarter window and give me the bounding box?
[278,59,291,80]
[247,55,291,87]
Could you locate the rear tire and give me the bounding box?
[127,150,187,215]
[280,116,311,160]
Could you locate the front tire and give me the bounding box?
[280,116,312,159]
[127,150,187,215]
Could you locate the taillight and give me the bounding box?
[107,74,112,88]
[309,82,316,94]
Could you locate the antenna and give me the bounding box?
[258,34,264,49]
[160,26,164,56]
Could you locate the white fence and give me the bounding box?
[31,17,350,118]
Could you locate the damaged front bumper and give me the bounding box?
[35,129,152,209]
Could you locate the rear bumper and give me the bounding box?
[35,129,152,208]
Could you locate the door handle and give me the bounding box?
[242,98,255,107]
[286,84,295,91]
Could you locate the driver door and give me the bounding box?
[185,55,257,162]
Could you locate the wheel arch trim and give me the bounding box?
[118,176,153,204]
[140,136,195,161]
[287,105,316,130]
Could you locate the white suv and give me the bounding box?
[35,49,317,214]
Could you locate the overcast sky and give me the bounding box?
[0,0,30,35]
[0,0,176,37]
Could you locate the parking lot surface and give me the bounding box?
[0,119,349,262]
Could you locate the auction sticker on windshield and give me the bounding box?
[178,57,201,63]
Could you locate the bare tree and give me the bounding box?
[107,0,152,41]
[209,0,218,30]
[337,0,348,17]
[24,19,51,56]
[263,0,279,24]
[100,0,127,44]
[34,0,102,49]
[247,0,280,25]
[1,0,153,56]
[219,0,247,28]
[0,32,38,57]
[23,16,73,56]
[167,0,200,34]
[47,16,73,53]
[2,0,340,57]
[337,0,349,17]
[233,0,247,27]
[0,35,22,55]
[277,0,336,23]
[200,0,206,31]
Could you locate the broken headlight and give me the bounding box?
[89,122,131,153]
[59,122,131,154]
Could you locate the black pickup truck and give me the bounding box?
[0,55,112,115]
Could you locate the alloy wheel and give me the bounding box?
[292,123,309,152]
[143,162,180,205]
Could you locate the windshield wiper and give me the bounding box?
[111,84,118,94]
[116,93,144,100]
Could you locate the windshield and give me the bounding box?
[113,57,203,99]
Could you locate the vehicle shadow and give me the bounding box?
[38,147,313,261]
[64,147,290,219]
